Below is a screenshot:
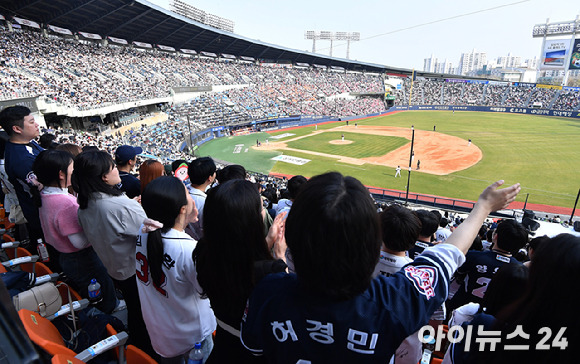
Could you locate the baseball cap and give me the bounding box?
[115,145,142,164]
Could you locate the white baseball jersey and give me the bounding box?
[136,228,216,358]
[436,227,452,242]
[373,250,413,278]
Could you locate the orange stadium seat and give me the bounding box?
[51,354,84,364]
[20,309,131,363]
[6,246,31,260]
[18,308,77,357]
[105,324,157,364]
[57,282,82,305]
[2,234,15,243]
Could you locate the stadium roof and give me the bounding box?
[1,0,411,74]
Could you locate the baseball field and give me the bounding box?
[197,111,580,209]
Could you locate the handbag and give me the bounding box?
[9,203,27,224]
[13,282,62,317]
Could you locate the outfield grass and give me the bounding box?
[268,122,338,139]
[198,111,580,208]
[286,132,408,158]
[196,133,281,174]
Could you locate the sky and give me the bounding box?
[147,0,579,70]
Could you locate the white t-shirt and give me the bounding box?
[448,302,481,327]
[481,240,493,251]
[135,228,216,358]
[373,250,413,278]
[436,227,452,243]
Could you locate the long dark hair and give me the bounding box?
[141,176,187,287]
[481,264,528,317]
[285,172,381,300]
[484,234,580,363]
[31,150,73,207]
[193,179,271,320]
[72,151,122,209]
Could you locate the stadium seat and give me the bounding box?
[105,324,156,364]
[51,354,84,364]
[19,308,129,363]
[18,308,77,357]
[2,234,15,243]
[57,283,82,305]
[126,344,157,364]
[6,246,31,260]
[20,259,52,278]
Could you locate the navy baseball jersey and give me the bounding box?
[448,250,522,311]
[408,240,434,260]
[4,140,44,228]
[241,244,464,363]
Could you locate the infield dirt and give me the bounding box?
[259,124,482,175]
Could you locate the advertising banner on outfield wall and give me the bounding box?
[390,105,580,119]
[569,39,580,70]
[540,39,569,70]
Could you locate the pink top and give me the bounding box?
[38,189,85,253]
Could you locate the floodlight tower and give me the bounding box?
[305,31,321,53]
[305,31,361,59]
[336,32,360,59]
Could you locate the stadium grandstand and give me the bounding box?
[1,0,580,363]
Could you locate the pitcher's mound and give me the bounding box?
[329,140,353,145]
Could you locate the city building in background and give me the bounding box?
[457,49,487,75]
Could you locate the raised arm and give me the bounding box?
[444,180,520,255]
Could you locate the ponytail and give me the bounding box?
[140,176,188,289]
[147,227,171,287]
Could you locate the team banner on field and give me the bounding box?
[569,39,580,70]
[540,39,568,70]
[271,155,311,165]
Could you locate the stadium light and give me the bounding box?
[532,19,580,37]
[305,31,360,59]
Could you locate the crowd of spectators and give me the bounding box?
[3,16,580,364]
[394,78,580,111]
[483,83,509,106]
[2,102,579,363]
[1,28,385,117]
[442,82,463,104]
[503,86,534,107]
[532,87,558,108]
[552,90,580,111]
[552,90,580,110]
[461,82,485,104]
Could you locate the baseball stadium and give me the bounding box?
[1,0,579,362]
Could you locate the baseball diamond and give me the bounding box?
[198,110,580,209]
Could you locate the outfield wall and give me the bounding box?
[390,105,580,119]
